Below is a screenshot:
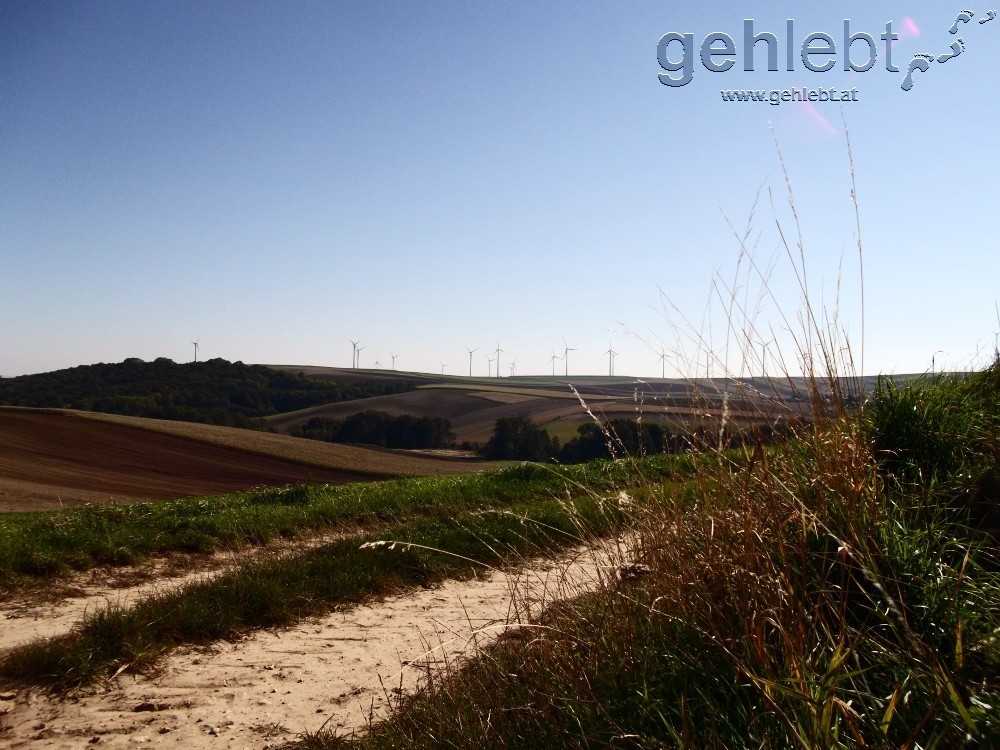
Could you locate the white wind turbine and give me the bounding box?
[440,360,447,375]
[931,350,947,373]
[605,341,617,377]
[390,351,398,370]
[494,342,505,378]
[349,339,359,368]
[760,339,775,380]
[563,339,577,377]
[191,337,200,363]
[485,354,495,378]
[549,347,562,376]
[465,346,478,377]
[657,349,668,379]
[994,302,1000,360]
[356,345,366,369]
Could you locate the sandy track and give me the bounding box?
[0,546,614,749]
[0,409,484,512]
[0,532,350,653]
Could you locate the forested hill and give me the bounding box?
[0,358,416,428]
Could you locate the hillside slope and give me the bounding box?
[0,408,485,512]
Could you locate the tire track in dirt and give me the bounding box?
[0,532,349,654]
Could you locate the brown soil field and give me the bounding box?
[0,408,485,513]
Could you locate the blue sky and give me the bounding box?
[3,1,998,378]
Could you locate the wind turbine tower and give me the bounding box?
[191,338,200,363]
[349,339,359,369]
[494,342,505,378]
[465,346,478,377]
[994,302,1000,359]
[658,349,668,379]
[549,347,562,376]
[356,345,366,369]
[390,351,398,370]
[563,339,577,377]
[605,341,617,377]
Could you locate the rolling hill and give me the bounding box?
[265,366,835,444]
[0,359,905,511]
[0,407,485,512]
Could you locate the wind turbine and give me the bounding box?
[605,341,617,377]
[657,349,668,379]
[440,360,447,375]
[389,351,398,370]
[549,347,562,376]
[486,354,495,378]
[349,339,359,368]
[563,339,577,377]
[761,340,773,380]
[191,337,200,363]
[494,342,505,378]
[374,355,382,369]
[509,358,517,377]
[931,350,947,373]
[994,302,999,359]
[465,346,478,377]
[356,345,366,369]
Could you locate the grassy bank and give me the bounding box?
[0,456,684,595]
[291,365,1000,749]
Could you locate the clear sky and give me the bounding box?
[3,1,998,378]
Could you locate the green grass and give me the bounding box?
[288,363,1000,750]
[0,456,684,596]
[0,487,647,690]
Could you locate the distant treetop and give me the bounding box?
[0,358,416,428]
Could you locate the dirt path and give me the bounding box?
[0,545,619,748]
[0,534,349,654]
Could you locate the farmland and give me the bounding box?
[0,358,838,512]
[265,364,840,444]
[0,407,485,513]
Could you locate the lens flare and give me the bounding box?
[898,17,921,41]
[800,100,838,135]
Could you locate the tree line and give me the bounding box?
[289,412,455,450]
[0,358,416,428]
[481,414,793,463]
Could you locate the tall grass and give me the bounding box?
[288,136,1000,748]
